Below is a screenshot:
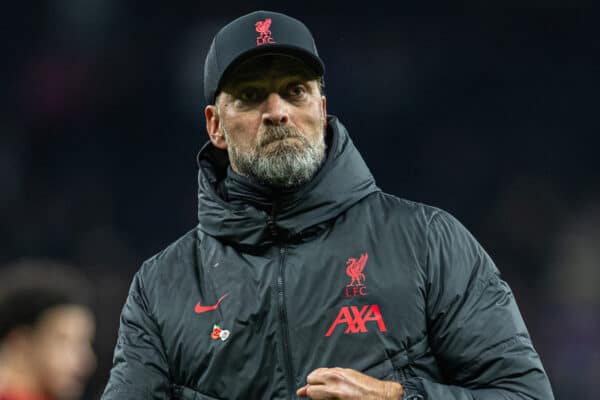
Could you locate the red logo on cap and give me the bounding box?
[255,18,276,46]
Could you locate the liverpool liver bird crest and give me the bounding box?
[346,253,368,286]
[255,18,275,45]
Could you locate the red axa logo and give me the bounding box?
[255,18,276,46]
[325,304,387,337]
[345,253,368,298]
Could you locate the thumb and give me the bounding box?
[297,384,309,397]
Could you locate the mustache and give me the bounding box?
[257,126,305,147]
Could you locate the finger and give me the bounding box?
[306,367,335,384]
[304,383,342,400]
[296,385,309,397]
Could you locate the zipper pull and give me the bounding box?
[269,202,279,238]
[267,217,278,238]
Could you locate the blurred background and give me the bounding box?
[1,1,598,398]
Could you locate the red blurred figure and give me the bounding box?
[0,260,96,400]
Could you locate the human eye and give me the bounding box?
[237,87,263,103]
[287,83,307,99]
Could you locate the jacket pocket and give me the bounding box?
[397,335,441,383]
[362,337,433,383]
[171,384,223,400]
[363,350,410,381]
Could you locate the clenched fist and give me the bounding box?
[297,367,404,400]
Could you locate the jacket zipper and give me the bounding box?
[277,246,296,398]
[269,206,296,399]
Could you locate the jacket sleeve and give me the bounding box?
[101,269,171,400]
[405,210,554,400]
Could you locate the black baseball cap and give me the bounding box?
[204,10,325,104]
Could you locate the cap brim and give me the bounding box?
[218,45,324,88]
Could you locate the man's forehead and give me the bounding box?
[220,54,320,87]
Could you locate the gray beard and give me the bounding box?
[224,125,327,188]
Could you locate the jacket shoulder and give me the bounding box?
[136,228,201,286]
[369,192,492,266]
[360,192,475,268]
[365,191,444,226]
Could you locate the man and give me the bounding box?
[0,259,96,400]
[102,11,554,399]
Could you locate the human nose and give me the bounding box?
[261,93,289,126]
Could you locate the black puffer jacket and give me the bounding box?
[102,117,554,399]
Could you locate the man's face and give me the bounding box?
[205,55,327,187]
[31,305,96,400]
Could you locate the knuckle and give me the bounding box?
[307,369,321,380]
[328,370,345,382]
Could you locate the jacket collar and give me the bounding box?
[196,116,379,247]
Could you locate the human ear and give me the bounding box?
[205,105,227,149]
[321,96,327,128]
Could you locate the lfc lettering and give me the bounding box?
[325,304,387,337]
[345,285,368,298]
[256,36,276,46]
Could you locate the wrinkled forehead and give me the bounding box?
[219,54,320,89]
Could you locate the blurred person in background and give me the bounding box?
[542,199,600,398]
[0,260,96,400]
[102,11,554,400]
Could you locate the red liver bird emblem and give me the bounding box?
[346,253,368,287]
[255,18,275,46]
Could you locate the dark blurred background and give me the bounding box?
[1,1,598,398]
